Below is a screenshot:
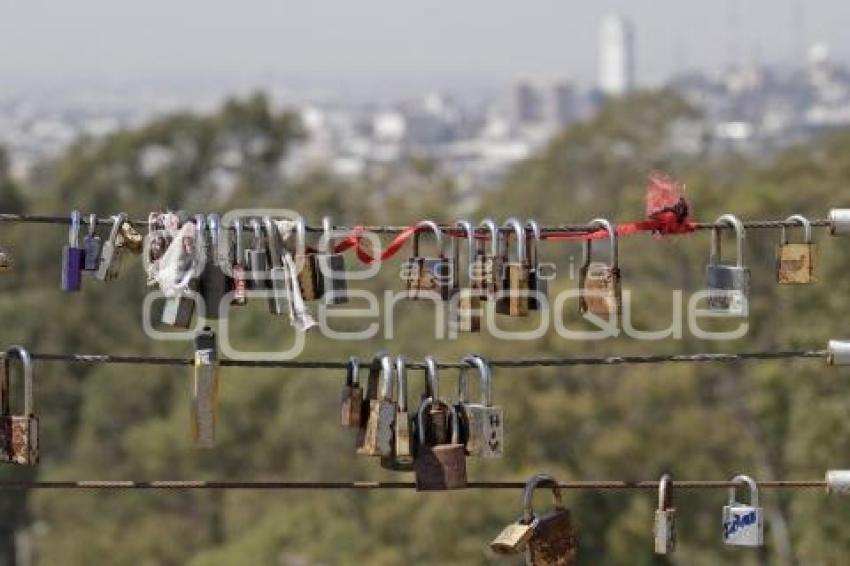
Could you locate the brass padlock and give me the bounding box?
[295,216,323,301]
[317,216,349,304]
[381,355,414,471]
[705,214,749,316]
[457,355,503,458]
[357,353,395,457]
[340,356,363,428]
[119,220,145,254]
[472,218,500,299]
[451,220,481,333]
[579,218,621,318]
[524,474,578,565]
[776,214,816,284]
[526,219,549,311]
[654,473,676,555]
[404,220,452,300]
[0,346,38,465]
[414,397,467,491]
[496,218,530,317]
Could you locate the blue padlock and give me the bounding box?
[60,210,84,291]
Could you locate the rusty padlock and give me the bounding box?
[496,218,530,317]
[414,397,467,491]
[0,346,38,465]
[295,216,323,301]
[579,218,621,318]
[524,474,578,565]
[776,214,816,284]
[404,220,452,300]
[381,355,414,471]
[457,355,503,458]
[654,473,676,555]
[340,356,363,428]
[357,353,395,457]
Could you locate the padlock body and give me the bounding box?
[491,520,536,555]
[452,292,481,333]
[654,509,676,554]
[297,254,323,301]
[94,242,123,281]
[82,235,102,271]
[526,508,578,566]
[318,253,348,304]
[357,399,395,457]
[705,265,750,315]
[200,262,229,320]
[268,266,290,315]
[496,262,530,317]
[404,257,452,300]
[722,504,763,546]
[61,245,84,291]
[191,356,218,448]
[579,263,621,316]
[465,404,504,458]
[340,384,363,427]
[471,255,499,299]
[0,415,38,465]
[776,243,816,284]
[394,409,413,465]
[414,443,467,491]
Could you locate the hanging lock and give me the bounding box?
[472,218,501,299]
[264,217,291,315]
[118,220,144,254]
[496,218,531,317]
[200,214,230,320]
[390,356,414,469]
[705,214,749,316]
[317,216,349,304]
[60,210,84,292]
[230,217,248,306]
[579,218,621,318]
[94,212,128,281]
[526,220,549,311]
[191,327,219,448]
[457,355,503,458]
[654,473,676,555]
[340,356,363,428]
[776,214,816,284]
[451,220,481,333]
[161,216,201,328]
[356,353,395,457]
[414,397,467,491]
[295,216,323,301]
[404,220,452,300]
[245,218,270,294]
[722,474,763,547]
[82,213,102,271]
[0,346,38,465]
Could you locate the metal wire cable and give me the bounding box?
[0,480,827,490]
[0,214,834,234]
[6,349,828,370]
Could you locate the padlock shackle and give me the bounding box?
[453,221,475,286]
[87,213,97,238]
[412,220,445,258]
[346,356,360,387]
[69,210,82,247]
[206,213,222,266]
[522,473,564,523]
[478,219,499,257]
[377,354,394,401]
[711,214,745,268]
[250,219,265,253]
[263,217,283,269]
[728,474,758,507]
[3,346,33,417]
[232,217,244,267]
[582,218,617,269]
[395,355,408,412]
[657,473,673,511]
[500,218,527,265]
[424,355,439,402]
[459,354,492,407]
[525,219,541,267]
[321,216,335,255]
[106,213,127,245]
[364,350,388,401]
[781,214,812,244]
[295,216,308,256]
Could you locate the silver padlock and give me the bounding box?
[705,214,749,316]
[826,470,850,495]
[827,340,850,365]
[654,473,675,555]
[722,474,763,547]
[457,355,503,458]
[829,209,850,235]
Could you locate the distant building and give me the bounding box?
[599,15,635,96]
[510,79,576,128]
[511,80,543,125]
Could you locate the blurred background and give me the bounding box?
[2,1,850,564]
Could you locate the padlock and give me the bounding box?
[355,351,386,452]
[264,217,290,315]
[392,355,414,468]
[422,356,448,446]
[94,212,128,281]
[245,218,270,293]
[722,474,763,547]
[414,397,467,491]
[524,473,578,565]
[0,346,38,465]
[200,214,229,320]
[191,326,218,448]
[451,220,481,333]
[457,355,503,458]
[705,214,749,316]
[82,213,102,271]
[317,216,349,304]
[60,210,84,292]
[404,220,452,300]
[472,218,500,299]
[496,218,530,317]
[230,217,247,306]
[491,516,539,556]
[829,208,850,235]
[0,247,12,272]
[357,353,395,457]
[340,356,362,428]
[579,218,621,317]
[654,473,676,555]
[119,220,144,254]
[526,219,549,310]
[295,216,323,301]
[776,214,816,284]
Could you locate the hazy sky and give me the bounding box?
[1,0,848,91]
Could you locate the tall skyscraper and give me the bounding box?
[598,15,635,96]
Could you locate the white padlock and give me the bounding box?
[722,474,763,547]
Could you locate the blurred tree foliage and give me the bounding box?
[0,90,849,565]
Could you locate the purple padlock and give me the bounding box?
[60,210,84,292]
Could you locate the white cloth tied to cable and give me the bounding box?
[147,212,202,298]
[273,219,317,332]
